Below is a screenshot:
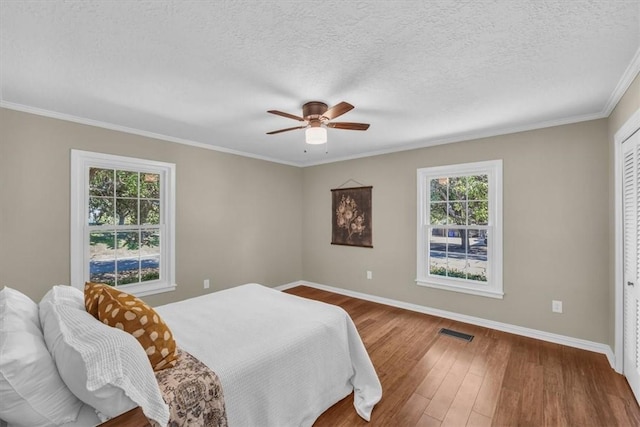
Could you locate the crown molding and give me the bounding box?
[3,44,638,170]
[0,101,300,167]
[603,46,640,116]
[299,110,606,167]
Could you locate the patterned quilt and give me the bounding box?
[154,349,228,427]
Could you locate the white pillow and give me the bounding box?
[39,292,169,426]
[40,285,85,311]
[0,286,41,332]
[0,286,83,427]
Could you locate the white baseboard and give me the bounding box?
[276,280,616,369]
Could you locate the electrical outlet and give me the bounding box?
[552,300,562,313]
[366,270,373,280]
[204,279,210,289]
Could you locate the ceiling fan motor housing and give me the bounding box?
[303,101,329,120]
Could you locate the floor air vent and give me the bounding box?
[439,328,474,342]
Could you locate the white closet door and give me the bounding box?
[623,129,640,401]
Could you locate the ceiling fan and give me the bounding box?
[266,101,370,145]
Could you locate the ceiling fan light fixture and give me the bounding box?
[305,126,327,145]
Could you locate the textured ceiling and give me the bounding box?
[1,1,639,166]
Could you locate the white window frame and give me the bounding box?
[416,160,503,299]
[71,150,176,297]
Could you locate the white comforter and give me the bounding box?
[155,284,382,427]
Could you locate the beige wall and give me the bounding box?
[608,73,640,348]
[302,119,610,343]
[0,108,303,306]
[2,72,637,346]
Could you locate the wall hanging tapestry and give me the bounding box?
[331,185,373,248]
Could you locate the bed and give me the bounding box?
[0,283,382,427]
[155,283,382,426]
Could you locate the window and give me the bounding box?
[417,160,503,298]
[71,150,176,296]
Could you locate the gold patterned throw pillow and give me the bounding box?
[84,282,177,371]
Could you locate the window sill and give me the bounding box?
[121,282,177,297]
[416,279,503,299]
[73,282,176,297]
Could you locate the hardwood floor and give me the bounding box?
[283,286,640,427]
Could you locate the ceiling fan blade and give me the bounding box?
[321,102,354,120]
[327,122,370,131]
[266,125,307,135]
[267,110,305,122]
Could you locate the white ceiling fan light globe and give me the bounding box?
[305,127,327,145]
